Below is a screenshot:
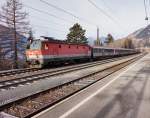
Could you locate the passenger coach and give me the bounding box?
[92,47,137,59]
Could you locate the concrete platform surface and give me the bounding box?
[33,54,150,118]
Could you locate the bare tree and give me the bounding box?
[0,0,29,69]
[123,38,134,49]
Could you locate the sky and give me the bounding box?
[0,0,148,40]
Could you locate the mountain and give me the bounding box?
[127,25,150,47]
[108,25,150,48]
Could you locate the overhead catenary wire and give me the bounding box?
[25,4,74,24]
[87,0,117,23]
[39,0,111,37]
[32,24,67,32]
[33,26,68,39]
[87,0,126,32]
[100,0,114,13]
[100,0,122,23]
[25,4,102,33]
[25,1,110,39]
[39,0,99,28]
[29,13,98,34]
[30,15,71,28]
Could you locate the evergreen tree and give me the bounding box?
[105,33,114,44]
[67,23,88,44]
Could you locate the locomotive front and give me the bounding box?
[26,40,44,68]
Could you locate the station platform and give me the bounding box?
[33,53,150,118]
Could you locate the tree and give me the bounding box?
[67,23,88,44]
[105,33,114,44]
[0,0,29,69]
[123,38,134,49]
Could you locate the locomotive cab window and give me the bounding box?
[30,40,41,50]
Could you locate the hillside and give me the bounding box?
[109,25,150,48]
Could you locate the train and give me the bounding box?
[26,36,139,68]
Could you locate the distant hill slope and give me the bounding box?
[127,25,150,47]
[109,25,150,48]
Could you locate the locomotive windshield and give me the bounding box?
[30,40,41,50]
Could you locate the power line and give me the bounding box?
[40,0,82,20]
[25,4,74,24]
[25,4,99,32]
[33,26,67,38]
[100,0,122,22]
[88,0,116,22]
[40,0,97,27]
[30,15,70,28]
[32,24,67,32]
[87,0,125,31]
[101,0,115,14]
[29,14,97,33]
[25,2,107,38]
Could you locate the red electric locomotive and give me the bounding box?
[26,36,91,68]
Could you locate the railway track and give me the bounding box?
[0,55,137,78]
[0,55,137,91]
[0,68,39,77]
[0,53,145,118]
